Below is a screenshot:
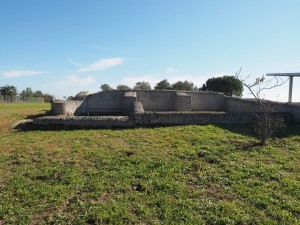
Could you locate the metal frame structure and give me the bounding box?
[266,72,300,103]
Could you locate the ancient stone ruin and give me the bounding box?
[33,90,300,128]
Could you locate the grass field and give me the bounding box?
[0,103,299,224]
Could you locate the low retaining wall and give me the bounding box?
[33,112,292,128]
[225,97,300,123]
[34,116,134,128]
[225,97,262,112]
[135,112,292,126]
[282,104,300,123]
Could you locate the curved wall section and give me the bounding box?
[52,100,84,116]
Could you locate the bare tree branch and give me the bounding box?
[236,68,286,145]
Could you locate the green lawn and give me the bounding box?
[0,103,299,224]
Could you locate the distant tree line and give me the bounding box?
[100,76,243,97]
[0,85,54,102]
[100,80,199,92]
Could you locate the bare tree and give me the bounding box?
[237,68,289,145]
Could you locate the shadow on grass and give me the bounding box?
[216,124,257,138]
[25,110,52,119]
[14,122,209,132]
[216,123,300,141]
[13,122,135,132]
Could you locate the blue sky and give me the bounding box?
[1,0,300,101]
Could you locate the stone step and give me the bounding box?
[33,116,134,128]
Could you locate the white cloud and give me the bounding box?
[56,75,95,87]
[2,69,47,78]
[78,57,123,73]
[68,58,82,67]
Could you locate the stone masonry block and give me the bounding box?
[174,92,191,111]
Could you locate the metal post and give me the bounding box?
[288,76,293,103]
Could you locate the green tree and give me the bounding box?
[20,87,33,97]
[154,79,171,90]
[0,85,17,96]
[133,81,151,90]
[100,84,112,91]
[33,90,43,97]
[116,84,131,90]
[43,93,54,103]
[200,76,243,97]
[171,81,197,91]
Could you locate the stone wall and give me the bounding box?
[34,112,293,128]
[133,102,144,114]
[34,116,134,128]
[174,92,191,111]
[136,90,224,111]
[135,112,292,126]
[135,112,249,126]
[52,90,226,116]
[187,91,225,111]
[275,103,300,123]
[225,96,300,123]
[86,91,125,115]
[51,91,300,125]
[51,101,65,115]
[225,97,262,112]
[136,91,175,111]
[51,100,84,116]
